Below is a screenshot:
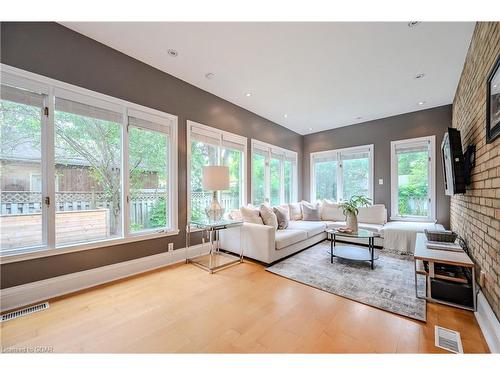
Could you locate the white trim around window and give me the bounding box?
[390,135,436,222]
[310,144,374,203]
[0,64,179,263]
[186,120,248,226]
[250,139,298,205]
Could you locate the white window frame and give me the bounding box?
[251,139,298,205]
[310,144,374,202]
[0,64,179,264]
[186,120,247,225]
[390,135,436,222]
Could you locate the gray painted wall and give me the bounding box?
[0,22,303,288]
[303,105,452,227]
[0,22,452,289]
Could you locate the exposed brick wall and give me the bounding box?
[451,22,500,319]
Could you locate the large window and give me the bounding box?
[251,140,298,205]
[0,66,178,258]
[187,121,246,222]
[311,145,373,202]
[391,136,435,221]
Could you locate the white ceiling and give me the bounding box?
[61,22,474,135]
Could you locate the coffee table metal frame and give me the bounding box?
[327,229,379,269]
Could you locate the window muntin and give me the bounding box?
[391,137,435,221]
[311,145,373,203]
[0,84,45,251]
[187,121,246,222]
[0,67,177,258]
[250,140,298,206]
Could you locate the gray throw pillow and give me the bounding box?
[302,204,321,221]
[273,206,289,229]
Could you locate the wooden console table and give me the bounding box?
[414,233,477,311]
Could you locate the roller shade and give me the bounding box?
[55,97,122,124]
[395,142,429,154]
[128,115,170,135]
[1,84,44,108]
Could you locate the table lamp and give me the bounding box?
[202,165,230,222]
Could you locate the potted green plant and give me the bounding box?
[340,195,372,233]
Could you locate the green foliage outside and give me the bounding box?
[1,100,169,233]
[397,151,428,216]
[190,141,241,221]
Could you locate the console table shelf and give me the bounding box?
[414,233,477,311]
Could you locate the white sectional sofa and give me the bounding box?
[219,203,444,264]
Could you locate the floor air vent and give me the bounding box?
[1,302,49,322]
[435,325,463,353]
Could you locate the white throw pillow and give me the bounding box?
[357,204,387,225]
[228,209,243,221]
[288,202,303,220]
[240,206,264,225]
[259,204,278,230]
[321,200,345,221]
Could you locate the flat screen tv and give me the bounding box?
[441,128,466,195]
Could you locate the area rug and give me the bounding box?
[266,241,426,322]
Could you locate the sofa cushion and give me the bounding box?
[260,204,278,229]
[321,200,345,221]
[275,229,308,250]
[302,203,321,221]
[287,220,326,237]
[359,223,384,234]
[273,206,289,229]
[288,202,302,220]
[241,206,264,225]
[357,204,387,225]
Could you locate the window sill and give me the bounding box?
[0,229,180,265]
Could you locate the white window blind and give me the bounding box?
[1,84,44,108]
[55,97,122,124]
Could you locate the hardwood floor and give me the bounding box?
[0,260,489,353]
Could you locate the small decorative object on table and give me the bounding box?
[202,165,230,222]
[339,195,372,234]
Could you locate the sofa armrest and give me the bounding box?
[219,223,276,264]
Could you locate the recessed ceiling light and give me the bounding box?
[414,73,425,79]
[418,101,426,106]
[408,21,421,28]
[308,127,313,132]
[167,49,178,57]
[284,114,288,118]
[245,92,252,97]
[494,84,498,88]
[205,72,215,79]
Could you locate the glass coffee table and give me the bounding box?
[327,228,380,269]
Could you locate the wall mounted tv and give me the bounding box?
[441,128,466,196]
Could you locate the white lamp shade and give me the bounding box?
[202,166,230,190]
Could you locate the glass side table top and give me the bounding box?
[327,228,379,238]
[188,218,243,229]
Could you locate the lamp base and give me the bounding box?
[205,191,225,222]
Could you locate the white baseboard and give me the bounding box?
[0,243,210,312]
[475,291,500,353]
